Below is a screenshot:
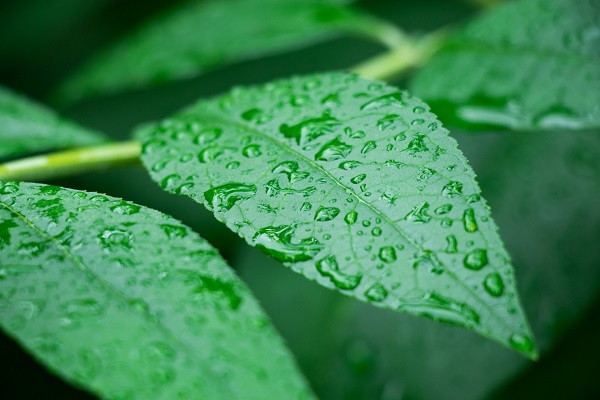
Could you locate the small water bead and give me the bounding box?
[509,334,534,354]
[376,114,400,131]
[463,208,479,232]
[378,246,397,263]
[350,174,366,184]
[193,128,222,145]
[339,161,362,170]
[242,144,262,158]
[241,108,271,125]
[442,181,463,197]
[463,249,488,270]
[445,235,458,254]
[394,132,406,141]
[361,141,377,154]
[405,134,428,154]
[413,106,426,114]
[226,161,240,169]
[405,202,431,223]
[364,284,388,302]
[345,211,358,225]
[300,202,312,211]
[0,182,19,194]
[62,298,104,319]
[372,227,382,236]
[483,273,504,297]
[360,92,406,111]
[397,292,480,327]
[435,204,453,215]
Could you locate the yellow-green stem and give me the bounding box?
[350,30,445,81]
[0,141,141,182]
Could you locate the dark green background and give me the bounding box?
[1,0,599,399]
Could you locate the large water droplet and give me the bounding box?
[509,333,534,354]
[463,249,488,270]
[364,283,388,302]
[242,144,262,158]
[463,208,479,232]
[398,292,480,327]
[204,183,257,212]
[345,210,358,225]
[483,272,504,297]
[314,207,341,222]
[360,92,406,110]
[316,255,362,290]
[315,137,353,162]
[378,246,397,263]
[280,115,341,145]
[254,225,323,262]
[361,141,377,154]
[272,161,309,183]
[405,202,431,223]
[442,181,463,197]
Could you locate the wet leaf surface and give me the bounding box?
[410,0,600,131]
[0,181,314,400]
[138,72,536,356]
[0,86,106,161]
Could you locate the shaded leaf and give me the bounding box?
[138,72,536,356]
[0,86,106,161]
[410,0,600,131]
[57,0,395,104]
[0,181,314,400]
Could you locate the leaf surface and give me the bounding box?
[410,0,600,130]
[0,86,106,161]
[0,181,314,400]
[138,72,536,356]
[57,0,393,103]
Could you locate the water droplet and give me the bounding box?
[404,134,428,155]
[360,92,406,110]
[445,235,457,253]
[509,334,534,353]
[398,292,480,327]
[62,298,103,319]
[483,273,504,297]
[110,201,140,215]
[100,229,133,250]
[405,202,431,223]
[442,181,463,197]
[242,144,262,158]
[371,227,382,236]
[345,210,358,225]
[361,141,377,154]
[339,161,363,170]
[463,249,488,270]
[272,161,309,183]
[254,225,323,262]
[434,204,453,215]
[193,128,222,145]
[413,106,425,114]
[160,224,188,239]
[376,114,402,131]
[241,108,271,125]
[350,174,366,184]
[204,183,257,212]
[198,146,234,163]
[316,255,362,290]
[280,115,341,145]
[300,202,312,211]
[0,182,19,194]
[226,161,240,169]
[364,283,388,302]
[315,137,353,162]
[378,246,397,263]
[463,208,479,232]
[314,207,340,222]
[265,179,315,197]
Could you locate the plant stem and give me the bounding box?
[350,30,445,81]
[0,141,141,182]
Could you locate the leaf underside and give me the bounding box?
[0,181,314,400]
[0,86,106,161]
[138,72,537,357]
[410,0,600,131]
[57,0,386,104]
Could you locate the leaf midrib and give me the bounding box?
[0,197,223,388]
[192,109,511,334]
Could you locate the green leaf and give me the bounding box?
[410,0,600,131]
[137,72,536,357]
[0,181,314,400]
[0,86,107,161]
[57,0,395,104]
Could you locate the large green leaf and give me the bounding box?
[410,0,600,131]
[57,0,396,104]
[0,181,314,400]
[0,86,106,161]
[137,72,536,357]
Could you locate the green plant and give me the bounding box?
[1,0,599,399]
